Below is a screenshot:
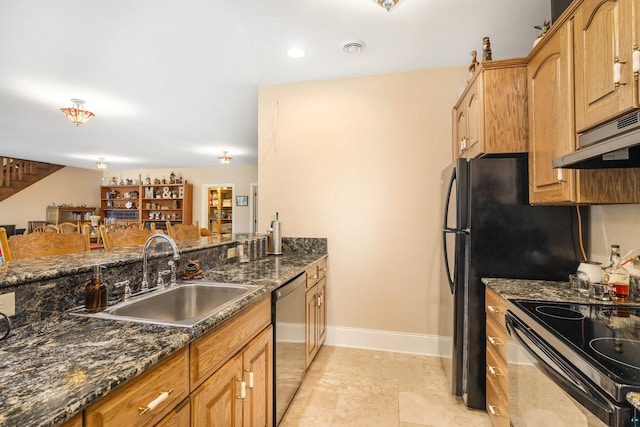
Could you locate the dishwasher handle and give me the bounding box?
[273,273,306,301]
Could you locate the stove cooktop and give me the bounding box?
[509,300,640,401]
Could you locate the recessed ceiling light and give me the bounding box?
[286,47,306,59]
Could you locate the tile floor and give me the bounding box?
[279,346,492,427]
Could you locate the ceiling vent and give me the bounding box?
[342,41,364,54]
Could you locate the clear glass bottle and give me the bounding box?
[605,244,628,300]
[609,244,621,269]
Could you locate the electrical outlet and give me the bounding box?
[0,292,15,316]
[227,247,237,259]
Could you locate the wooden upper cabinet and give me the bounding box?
[574,0,638,133]
[528,2,640,205]
[452,59,528,160]
[528,18,578,204]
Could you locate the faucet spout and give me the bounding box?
[141,233,181,291]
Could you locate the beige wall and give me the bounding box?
[589,205,640,264]
[258,66,469,336]
[111,165,258,233]
[0,167,102,230]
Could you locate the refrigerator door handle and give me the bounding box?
[442,166,467,294]
[442,166,457,231]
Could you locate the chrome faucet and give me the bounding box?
[141,233,180,291]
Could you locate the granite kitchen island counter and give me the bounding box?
[0,245,327,427]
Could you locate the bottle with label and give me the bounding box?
[85,265,108,312]
[604,244,629,300]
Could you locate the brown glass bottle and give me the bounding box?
[85,265,107,313]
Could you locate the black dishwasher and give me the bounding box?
[272,273,306,425]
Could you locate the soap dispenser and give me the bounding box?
[85,265,107,313]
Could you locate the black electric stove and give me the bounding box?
[508,300,640,403]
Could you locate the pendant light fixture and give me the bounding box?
[60,98,95,126]
[95,157,109,169]
[374,0,400,11]
[218,151,233,165]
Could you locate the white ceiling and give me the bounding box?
[0,0,551,170]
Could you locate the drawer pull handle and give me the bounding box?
[487,336,500,346]
[319,267,327,272]
[487,305,501,314]
[487,365,498,377]
[488,404,500,417]
[138,389,174,416]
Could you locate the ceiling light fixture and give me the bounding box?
[60,98,95,126]
[286,47,306,59]
[374,0,400,11]
[95,157,109,169]
[218,151,233,165]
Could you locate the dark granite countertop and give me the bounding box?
[482,277,640,306]
[0,234,236,288]
[0,251,327,427]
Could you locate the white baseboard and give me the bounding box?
[325,326,448,357]
[324,326,533,365]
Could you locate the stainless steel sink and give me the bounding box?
[69,281,261,327]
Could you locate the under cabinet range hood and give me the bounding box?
[552,110,640,169]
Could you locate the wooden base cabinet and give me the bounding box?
[305,257,327,369]
[192,352,244,427]
[81,297,272,427]
[156,400,191,427]
[485,287,509,427]
[84,347,190,427]
[192,326,273,427]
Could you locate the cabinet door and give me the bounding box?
[192,354,244,427]
[156,399,190,427]
[452,105,467,159]
[464,76,483,158]
[528,19,578,204]
[317,277,327,348]
[243,326,273,427]
[574,0,637,132]
[305,286,319,369]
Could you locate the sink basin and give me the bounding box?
[70,281,261,327]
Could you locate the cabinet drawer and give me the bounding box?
[486,341,508,398]
[85,346,189,427]
[190,296,271,390]
[486,316,508,364]
[306,265,319,289]
[486,288,507,332]
[486,370,509,427]
[317,257,327,280]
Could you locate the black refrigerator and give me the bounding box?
[439,155,587,410]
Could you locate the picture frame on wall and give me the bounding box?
[236,196,248,206]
